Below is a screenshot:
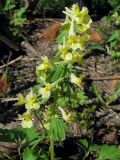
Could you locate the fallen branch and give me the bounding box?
[89,75,120,81]
[0,56,23,69]
[21,40,38,57]
[0,34,19,51]
[0,98,18,103]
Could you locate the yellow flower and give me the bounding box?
[68,35,76,45]
[72,43,84,51]
[37,56,50,71]
[19,112,33,128]
[72,52,83,63]
[16,93,25,106]
[61,52,73,61]
[58,107,75,122]
[69,18,76,36]
[25,90,40,110]
[67,35,89,51]
[39,83,52,99]
[59,45,73,61]
[70,73,83,87]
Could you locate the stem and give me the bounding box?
[34,111,47,133]
[50,136,54,160]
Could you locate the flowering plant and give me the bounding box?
[17,4,92,160]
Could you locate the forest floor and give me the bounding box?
[0,18,120,159]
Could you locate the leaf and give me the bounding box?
[55,26,68,44]
[55,23,70,44]
[108,84,120,105]
[89,144,101,152]
[96,145,120,160]
[41,22,61,43]
[87,43,105,52]
[107,30,120,42]
[91,82,106,106]
[18,127,40,143]
[48,117,67,141]
[0,69,9,94]
[79,139,89,150]
[51,64,64,82]
[23,147,37,160]
[0,129,19,142]
[56,97,69,107]
[90,31,102,43]
[77,90,88,105]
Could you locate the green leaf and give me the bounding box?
[57,97,69,107]
[87,43,105,52]
[77,90,88,105]
[91,82,106,106]
[23,147,37,160]
[79,139,89,150]
[55,23,69,44]
[51,64,64,82]
[48,117,67,141]
[18,127,40,143]
[108,84,120,105]
[107,30,120,42]
[89,144,101,152]
[96,145,120,160]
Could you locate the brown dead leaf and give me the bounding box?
[90,31,103,43]
[41,22,61,43]
[108,80,117,90]
[0,74,9,93]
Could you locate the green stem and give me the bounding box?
[34,111,47,133]
[50,136,54,160]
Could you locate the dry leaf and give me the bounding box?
[41,22,61,43]
[90,31,103,43]
[0,74,9,93]
[108,80,117,90]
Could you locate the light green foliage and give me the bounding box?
[3,0,15,11]
[106,30,120,59]
[107,0,120,13]
[96,145,120,160]
[23,147,37,160]
[111,12,120,25]
[0,127,48,159]
[91,82,106,106]
[78,139,120,160]
[92,82,120,107]
[10,7,27,26]
[87,43,105,53]
[0,0,27,38]
[48,117,67,141]
[107,85,120,105]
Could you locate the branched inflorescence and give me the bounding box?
[17,3,91,144]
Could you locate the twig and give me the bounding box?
[75,66,95,71]
[0,34,19,51]
[0,56,23,69]
[89,75,120,81]
[0,98,18,103]
[21,41,38,57]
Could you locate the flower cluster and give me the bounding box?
[58,4,91,63]
[17,4,91,130]
[18,90,40,128]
